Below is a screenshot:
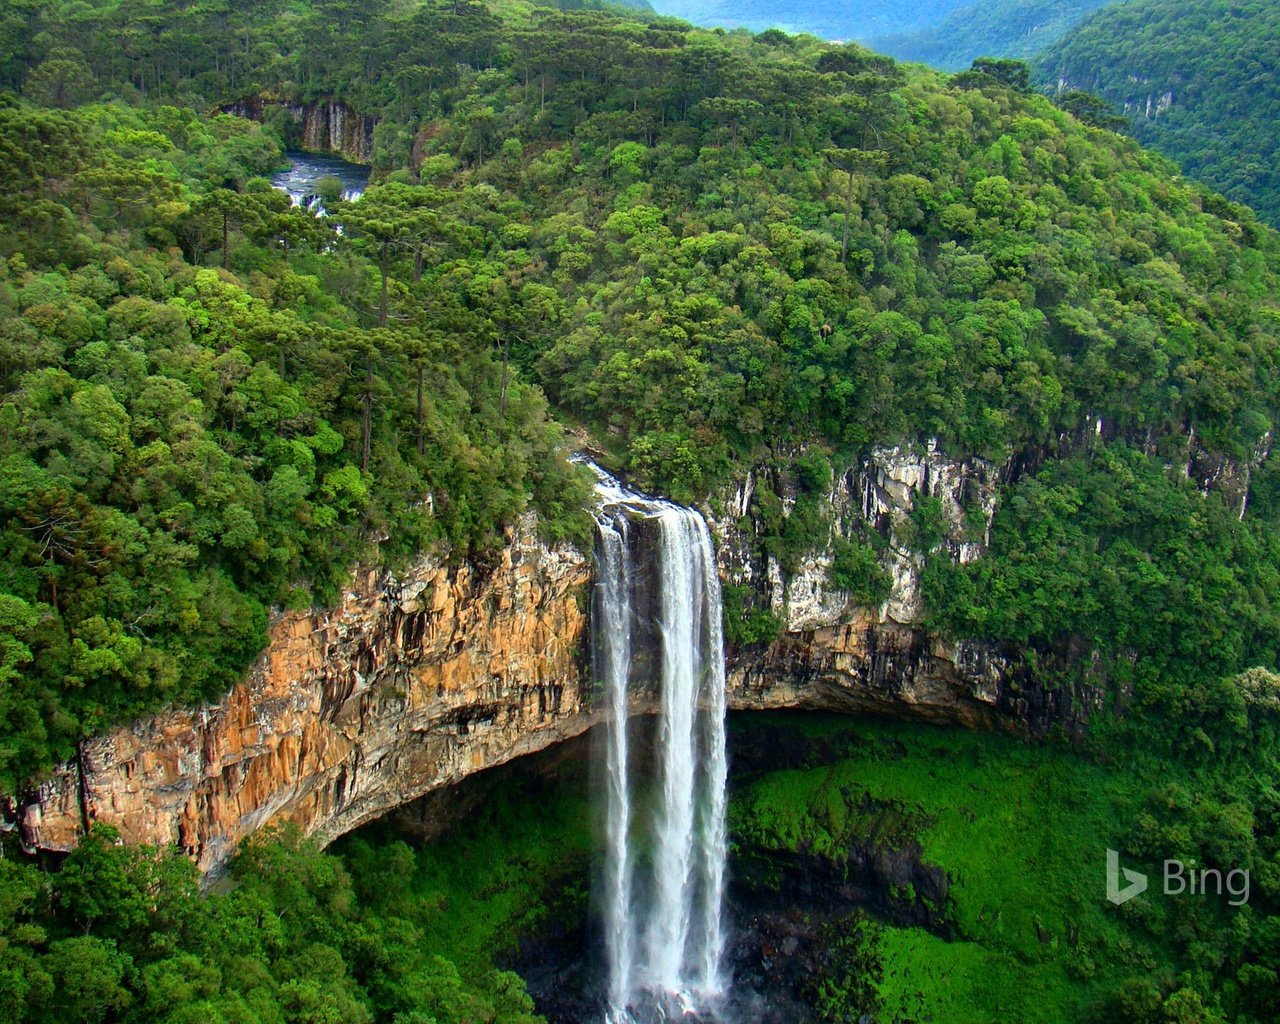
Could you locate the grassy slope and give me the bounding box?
[351,713,1186,1022]
[729,714,1174,1023]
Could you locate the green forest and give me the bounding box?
[874,0,1113,72]
[1035,0,1280,225]
[2,0,1280,1020]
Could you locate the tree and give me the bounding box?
[23,50,95,108]
[1054,90,1129,131]
[823,147,887,265]
[197,188,262,269]
[967,57,1031,91]
[42,937,132,1023]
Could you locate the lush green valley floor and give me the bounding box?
[4,709,1271,1021]
[341,712,1224,1023]
[331,710,1272,1023]
[730,714,1158,1022]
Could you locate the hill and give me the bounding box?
[4,2,1280,1022]
[1035,0,1280,224]
[3,0,1280,793]
[644,0,971,40]
[873,0,1114,70]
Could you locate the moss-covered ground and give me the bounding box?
[728,713,1184,1023]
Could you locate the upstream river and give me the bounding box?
[271,150,369,210]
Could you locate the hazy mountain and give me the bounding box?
[1036,0,1280,223]
[873,0,1114,70]
[644,0,971,41]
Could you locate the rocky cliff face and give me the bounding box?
[13,446,1081,876]
[710,441,999,630]
[716,443,1091,733]
[223,97,376,163]
[18,517,591,875]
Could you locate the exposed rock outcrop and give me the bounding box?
[13,445,1086,877]
[222,97,376,163]
[711,441,999,629]
[19,517,591,875]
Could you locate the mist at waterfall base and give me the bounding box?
[587,467,746,1024]
[271,150,368,212]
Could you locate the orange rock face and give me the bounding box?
[16,513,1082,879]
[20,519,597,876]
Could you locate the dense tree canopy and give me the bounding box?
[0,96,590,792]
[1035,0,1280,225]
[0,821,561,1024]
[3,0,1280,795]
[873,0,1114,71]
[2,1,1280,1022]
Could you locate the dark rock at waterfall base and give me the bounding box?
[507,839,938,1024]
[502,909,601,1022]
[505,717,951,1023]
[509,901,883,1024]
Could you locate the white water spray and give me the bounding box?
[589,466,729,1022]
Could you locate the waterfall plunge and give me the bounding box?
[591,468,729,1023]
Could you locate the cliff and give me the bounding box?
[222,97,376,163]
[13,446,1082,877]
[18,517,592,874]
[718,442,1094,733]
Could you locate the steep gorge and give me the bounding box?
[10,446,1089,877]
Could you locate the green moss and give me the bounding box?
[728,714,1181,1023]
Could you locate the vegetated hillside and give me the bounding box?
[644,0,971,40]
[6,0,1280,794]
[0,67,594,790]
[2,2,1280,1023]
[873,0,1115,71]
[1035,0,1280,224]
[0,762,594,1024]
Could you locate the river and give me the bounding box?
[271,150,369,211]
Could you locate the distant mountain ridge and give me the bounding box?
[1035,0,1280,224]
[644,0,972,41]
[645,0,1121,63]
[872,0,1114,70]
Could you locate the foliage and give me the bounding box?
[0,98,591,791]
[1035,0,1280,224]
[806,914,885,1023]
[730,708,1280,1023]
[1053,89,1128,131]
[826,537,891,605]
[639,0,972,42]
[922,444,1280,756]
[0,779,590,1024]
[874,0,1116,71]
[5,0,1279,505]
[721,581,783,647]
[1,4,1280,1024]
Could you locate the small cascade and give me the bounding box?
[270,151,369,213]
[589,466,729,1023]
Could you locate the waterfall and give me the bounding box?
[590,467,729,1022]
[596,512,637,1011]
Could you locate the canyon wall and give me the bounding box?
[12,446,1085,877]
[17,518,591,875]
[718,442,1098,733]
[222,98,376,163]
